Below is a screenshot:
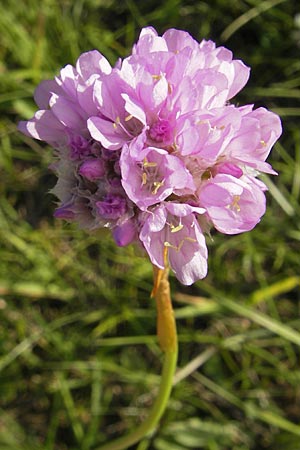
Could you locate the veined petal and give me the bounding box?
[49,93,85,130]
[58,64,78,99]
[199,174,266,234]
[227,60,250,99]
[18,110,66,144]
[121,93,147,125]
[76,50,111,79]
[34,79,62,109]
[88,116,127,150]
[140,204,208,285]
[163,28,199,53]
[169,223,208,285]
[132,26,168,54]
[152,75,169,108]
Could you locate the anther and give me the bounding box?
[142,172,147,185]
[143,157,157,168]
[113,116,121,129]
[152,181,164,195]
[227,195,241,212]
[170,224,184,233]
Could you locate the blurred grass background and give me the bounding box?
[1,0,300,449]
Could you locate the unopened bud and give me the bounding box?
[79,159,105,181]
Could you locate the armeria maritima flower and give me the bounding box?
[18,27,282,285]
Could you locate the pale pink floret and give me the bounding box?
[120,138,195,210]
[199,174,267,234]
[87,65,170,149]
[227,106,282,174]
[132,27,250,101]
[140,203,207,285]
[18,50,112,146]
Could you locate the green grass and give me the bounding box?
[1,0,300,449]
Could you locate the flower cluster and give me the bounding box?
[18,27,281,285]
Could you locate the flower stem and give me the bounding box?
[96,265,178,450]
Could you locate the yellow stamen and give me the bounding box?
[125,114,133,122]
[170,224,184,233]
[143,157,157,168]
[164,236,197,252]
[164,241,177,250]
[227,195,241,212]
[113,116,121,129]
[185,237,197,243]
[142,172,147,185]
[196,119,209,126]
[152,181,164,195]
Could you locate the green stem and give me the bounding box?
[96,347,178,450]
[97,265,177,450]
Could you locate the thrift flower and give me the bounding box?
[18,27,282,285]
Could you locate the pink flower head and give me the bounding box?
[18,27,282,285]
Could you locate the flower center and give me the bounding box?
[148,119,172,143]
[140,158,165,195]
[227,195,241,212]
[163,218,197,252]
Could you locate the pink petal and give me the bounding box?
[121,94,146,125]
[228,60,250,99]
[49,93,86,130]
[76,50,111,79]
[18,110,66,143]
[88,116,126,150]
[34,79,62,109]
